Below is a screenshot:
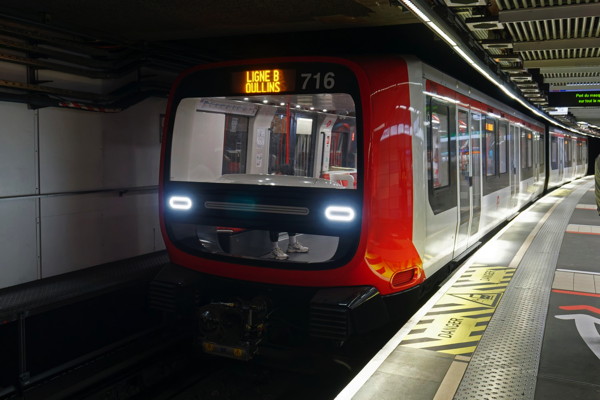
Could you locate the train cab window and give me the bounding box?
[169,94,357,190]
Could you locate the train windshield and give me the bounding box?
[169,94,358,189]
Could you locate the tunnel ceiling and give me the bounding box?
[0,0,599,135]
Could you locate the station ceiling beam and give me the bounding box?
[544,77,600,84]
[540,66,600,75]
[523,57,600,69]
[513,37,600,52]
[499,3,600,22]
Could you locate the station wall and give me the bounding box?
[0,98,166,289]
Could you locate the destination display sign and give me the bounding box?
[232,69,295,94]
[549,91,600,107]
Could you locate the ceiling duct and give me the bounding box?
[492,55,522,63]
[481,39,513,50]
[501,67,527,74]
[442,0,487,7]
[510,74,533,82]
[465,17,504,31]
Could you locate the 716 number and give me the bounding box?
[300,72,335,90]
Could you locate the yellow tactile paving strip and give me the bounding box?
[400,265,515,356]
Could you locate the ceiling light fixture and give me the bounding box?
[399,0,583,135]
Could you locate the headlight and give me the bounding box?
[324,206,355,222]
[169,196,193,210]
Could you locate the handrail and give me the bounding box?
[0,185,158,202]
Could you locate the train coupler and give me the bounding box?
[196,296,269,360]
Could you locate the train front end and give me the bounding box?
[152,57,421,358]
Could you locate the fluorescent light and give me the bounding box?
[169,196,192,210]
[325,206,356,222]
[428,22,457,46]
[401,0,431,22]
[498,85,517,100]
[399,0,591,136]
[452,46,474,64]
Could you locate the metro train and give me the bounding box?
[150,55,588,360]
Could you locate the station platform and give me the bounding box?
[0,251,169,396]
[336,176,600,400]
[0,251,168,322]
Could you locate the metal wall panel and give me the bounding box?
[102,98,164,188]
[1,98,166,285]
[0,103,37,196]
[40,194,105,277]
[0,199,38,289]
[39,108,104,193]
[101,192,164,261]
[40,191,163,278]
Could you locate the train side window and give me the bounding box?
[564,138,571,166]
[520,129,533,180]
[484,118,496,177]
[520,130,527,169]
[482,117,510,194]
[539,135,545,172]
[428,100,450,189]
[527,132,533,168]
[426,96,456,214]
[551,136,558,170]
[498,122,508,174]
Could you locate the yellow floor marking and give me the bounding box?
[448,292,503,307]
[402,339,481,349]
[469,268,513,283]
[402,268,515,353]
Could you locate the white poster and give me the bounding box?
[256,128,266,147]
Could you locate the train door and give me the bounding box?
[533,133,540,182]
[558,136,565,182]
[268,107,315,176]
[294,116,314,176]
[508,123,519,208]
[508,124,520,208]
[454,108,471,255]
[468,112,482,246]
[222,115,249,174]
